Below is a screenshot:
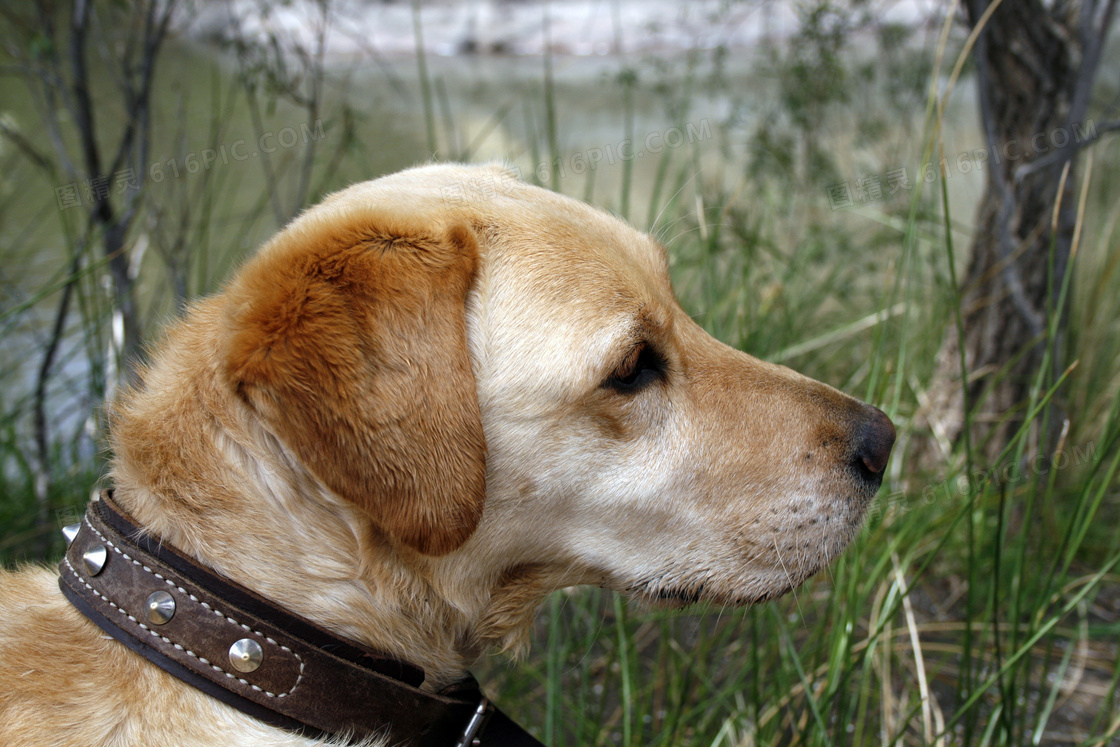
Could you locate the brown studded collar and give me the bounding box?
[58,491,543,746]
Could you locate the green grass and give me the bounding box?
[3,7,1120,745]
[464,25,1120,746]
[469,158,1120,743]
[470,142,1120,740]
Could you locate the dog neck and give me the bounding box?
[107,480,472,690]
[107,309,566,690]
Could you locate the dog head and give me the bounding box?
[216,163,894,617]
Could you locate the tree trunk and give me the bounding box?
[924,0,1115,466]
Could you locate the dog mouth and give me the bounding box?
[626,584,745,610]
[624,567,817,610]
[627,578,714,608]
[621,492,873,610]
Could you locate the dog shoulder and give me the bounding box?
[0,566,360,745]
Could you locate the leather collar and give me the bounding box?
[58,491,543,746]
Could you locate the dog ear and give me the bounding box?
[221,206,486,556]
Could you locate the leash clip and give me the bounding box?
[455,695,493,747]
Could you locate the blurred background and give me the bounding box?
[2,0,1119,743]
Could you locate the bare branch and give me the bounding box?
[69,0,103,183]
[32,233,87,558]
[1012,0,1118,185]
[0,120,54,174]
[1015,118,1120,181]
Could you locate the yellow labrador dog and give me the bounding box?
[0,163,893,745]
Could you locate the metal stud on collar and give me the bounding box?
[145,590,176,625]
[62,523,81,547]
[82,544,108,576]
[229,638,263,673]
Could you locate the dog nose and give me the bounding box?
[853,405,895,474]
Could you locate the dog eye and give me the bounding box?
[604,343,665,394]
